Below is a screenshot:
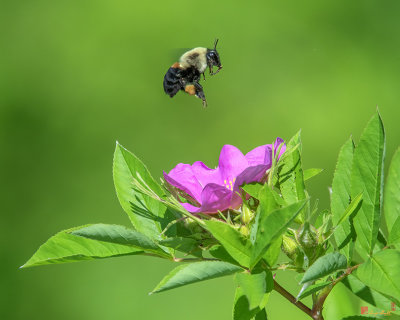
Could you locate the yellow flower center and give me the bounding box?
[223,178,236,191]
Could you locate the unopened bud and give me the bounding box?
[282,235,298,259]
[296,222,319,262]
[282,235,304,268]
[239,225,250,237]
[241,205,254,225]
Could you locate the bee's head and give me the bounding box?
[206,50,221,67]
[206,39,222,75]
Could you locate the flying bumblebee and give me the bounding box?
[163,39,222,107]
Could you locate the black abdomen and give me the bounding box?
[163,66,182,97]
[163,65,201,98]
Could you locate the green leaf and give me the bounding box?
[341,317,379,320]
[296,281,331,301]
[235,271,273,310]
[159,237,201,257]
[204,220,252,268]
[385,148,400,234]
[233,286,268,320]
[304,168,324,181]
[377,229,388,249]
[113,142,170,240]
[331,138,355,262]
[209,245,239,265]
[343,274,399,312]
[71,224,171,258]
[277,131,306,206]
[388,217,400,245]
[250,185,279,246]
[257,184,281,215]
[357,249,400,302]
[251,199,307,268]
[242,183,264,199]
[233,287,258,320]
[300,252,347,283]
[254,309,268,320]
[150,261,242,294]
[351,112,385,256]
[262,236,282,267]
[335,193,363,228]
[21,225,143,268]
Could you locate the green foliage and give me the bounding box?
[300,252,347,284]
[150,261,242,294]
[389,217,400,246]
[159,237,201,257]
[234,271,273,310]
[113,142,172,240]
[23,111,400,320]
[21,225,144,268]
[341,317,379,320]
[71,224,172,259]
[296,281,331,301]
[209,245,239,265]
[262,236,282,268]
[342,274,399,312]
[303,168,324,182]
[357,249,400,302]
[203,220,253,268]
[334,193,362,229]
[277,131,306,206]
[242,183,264,199]
[251,199,307,269]
[385,148,400,234]
[233,286,268,320]
[351,113,385,257]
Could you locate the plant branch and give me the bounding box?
[273,280,313,318]
[311,264,360,320]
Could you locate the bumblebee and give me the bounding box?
[163,39,222,107]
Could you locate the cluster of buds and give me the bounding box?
[282,222,329,269]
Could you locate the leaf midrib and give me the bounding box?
[372,255,400,297]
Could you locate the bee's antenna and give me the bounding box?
[214,38,219,50]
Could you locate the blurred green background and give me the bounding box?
[2,0,400,319]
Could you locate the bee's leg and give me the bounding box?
[194,82,207,107]
[202,73,206,81]
[192,70,201,83]
[209,65,222,76]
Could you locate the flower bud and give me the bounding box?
[241,205,254,225]
[239,225,250,237]
[295,222,319,262]
[282,235,304,268]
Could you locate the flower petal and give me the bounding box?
[191,161,222,187]
[181,202,203,213]
[181,183,233,213]
[245,145,273,167]
[233,164,270,191]
[274,137,286,158]
[218,145,248,181]
[163,164,202,202]
[231,164,270,205]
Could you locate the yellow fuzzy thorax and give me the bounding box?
[179,47,208,74]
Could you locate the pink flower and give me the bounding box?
[164,138,286,214]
